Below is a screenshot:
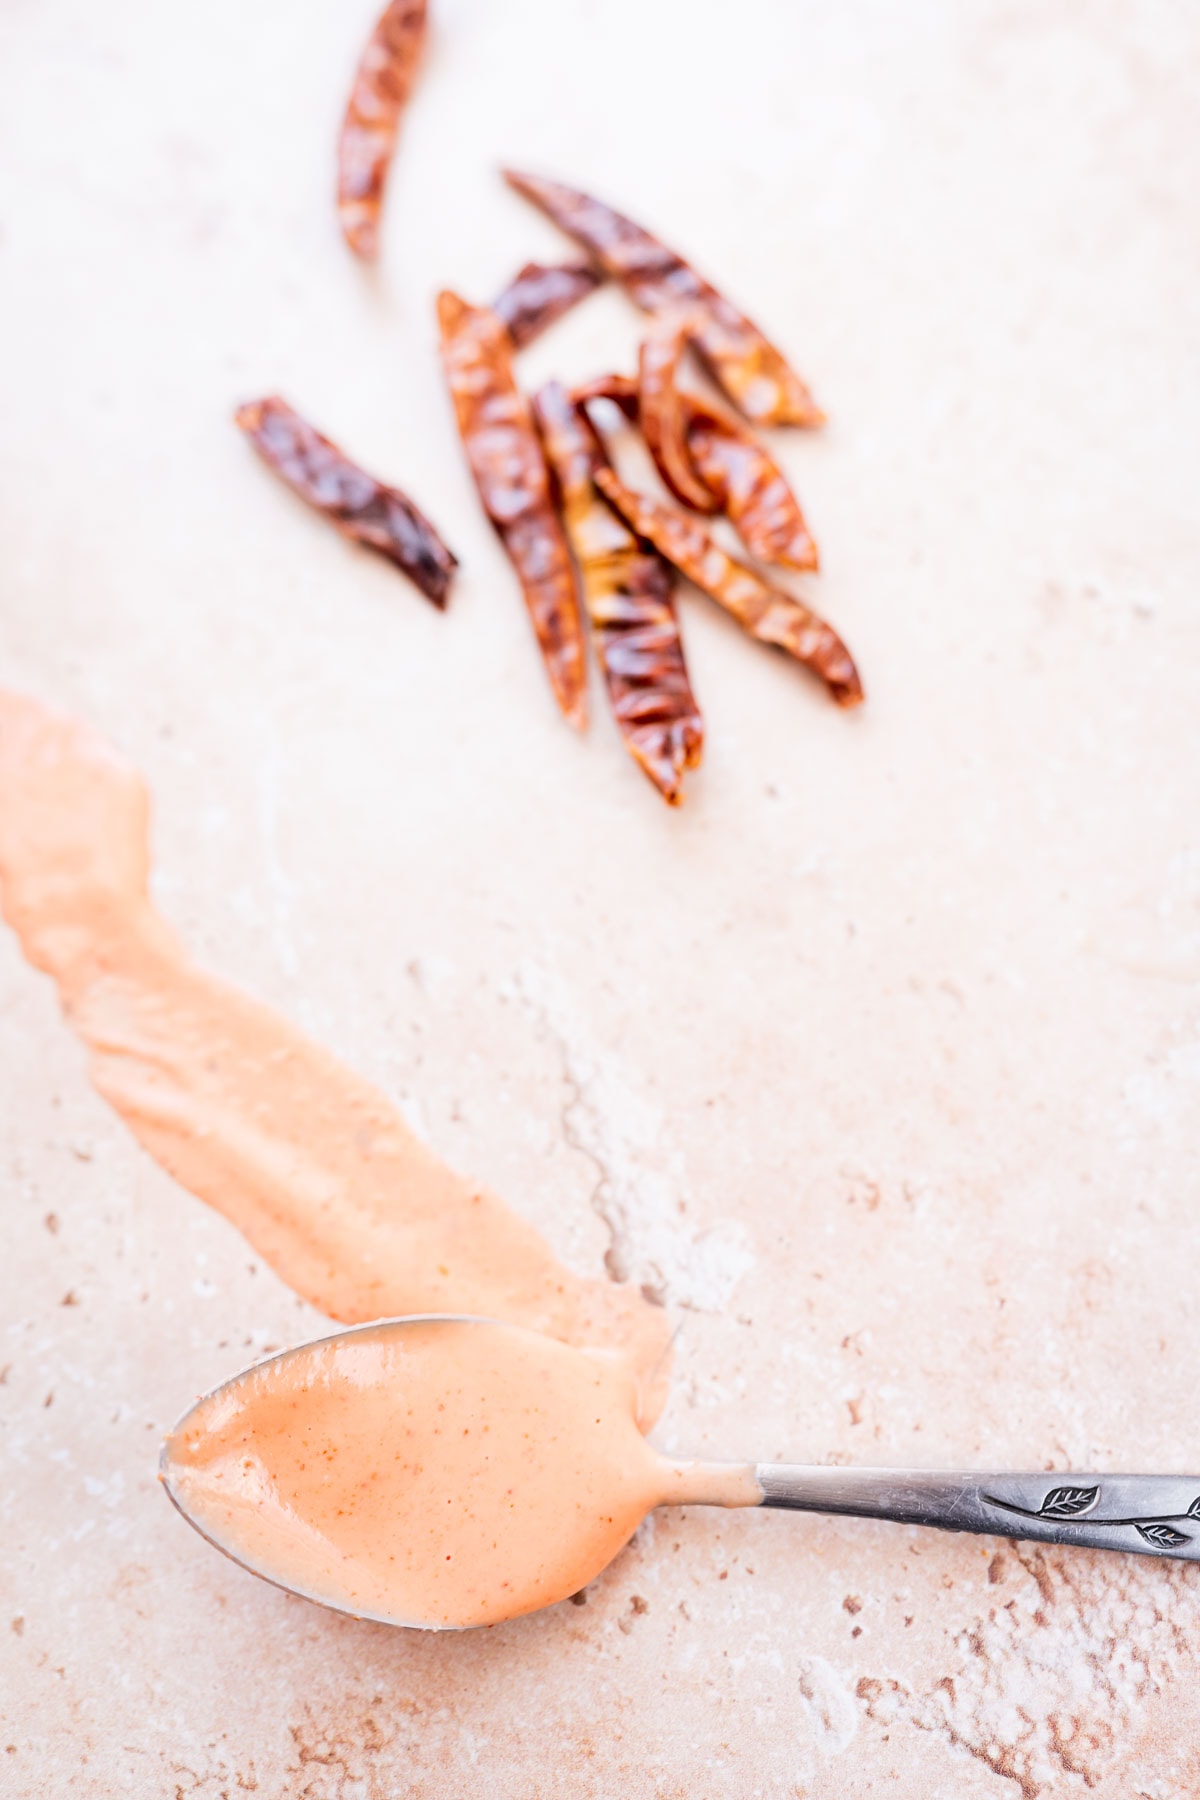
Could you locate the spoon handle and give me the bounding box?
[755,1466,1200,1560]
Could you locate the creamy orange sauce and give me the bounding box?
[0,692,671,1424]
[163,1317,760,1628]
[0,691,762,1625]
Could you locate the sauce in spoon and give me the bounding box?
[162,1317,760,1628]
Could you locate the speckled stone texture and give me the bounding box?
[2,0,1199,1794]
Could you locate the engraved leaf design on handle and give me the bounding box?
[1136,1522,1191,1549]
[1186,1496,1200,1520]
[1038,1485,1100,1520]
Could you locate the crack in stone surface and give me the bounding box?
[554,1040,633,1289]
[506,961,754,1313]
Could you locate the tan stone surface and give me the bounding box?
[2,0,1199,1793]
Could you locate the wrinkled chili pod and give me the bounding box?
[437,292,587,727]
[571,372,639,413]
[503,169,824,428]
[235,396,457,608]
[592,466,861,707]
[683,397,819,573]
[533,380,702,805]
[574,374,819,574]
[637,315,720,514]
[337,0,428,259]
[492,259,604,350]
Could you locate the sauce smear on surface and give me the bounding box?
[0,691,757,1623]
[0,692,671,1422]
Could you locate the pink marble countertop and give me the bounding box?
[2,0,1199,1793]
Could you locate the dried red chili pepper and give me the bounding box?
[637,315,720,515]
[337,0,428,259]
[592,466,862,707]
[571,372,639,413]
[492,259,604,350]
[503,169,824,428]
[683,396,819,574]
[437,292,587,727]
[574,374,819,574]
[533,380,703,805]
[235,396,457,608]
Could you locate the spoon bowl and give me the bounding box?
[160,1313,748,1630]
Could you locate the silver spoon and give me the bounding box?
[161,1315,1200,1631]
